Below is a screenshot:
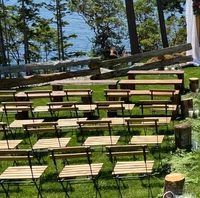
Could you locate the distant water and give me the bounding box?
[5,0,130,56]
[6,0,130,55]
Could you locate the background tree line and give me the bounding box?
[0,0,186,66]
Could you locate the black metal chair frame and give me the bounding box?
[106,145,153,198]
[77,120,113,144]
[23,122,62,150]
[49,146,102,198]
[0,149,46,198]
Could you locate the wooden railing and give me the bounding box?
[0,43,192,89]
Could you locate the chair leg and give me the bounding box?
[114,177,123,198]
[92,178,101,198]
[0,182,10,198]
[59,180,70,198]
[33,179,43,198]
[147,175,153,198]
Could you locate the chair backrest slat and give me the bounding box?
[0,149,32,161]
[49,146,92,159]
[106,145,147,162]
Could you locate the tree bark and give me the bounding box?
[157,0,169,48]
[125,0,140,54]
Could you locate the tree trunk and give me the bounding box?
[0,4,7,66]
[164,173,185,195]
[174,123,192,149]
[157,0,169,48]
[22,0,30,64]
[56,0,61,60]
[125,0,140,54]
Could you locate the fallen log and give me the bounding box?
[0,68,100,89]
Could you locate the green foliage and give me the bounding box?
[69,0,126,57]
[135,0,162,51]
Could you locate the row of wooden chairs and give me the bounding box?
[0,101,135,122]
[0,145,153,197]
[0,119,164,151]
[0,100,175,124]
[0,88,179,104]
[104,89,180,103]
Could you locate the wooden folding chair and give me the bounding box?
[150,89,175,100]
[33,101,78,118]
[0,149,47,198]
[138,100,177,118]
[95,101,124,117]
[1,101,34,124]
[0,122,22,149]
[77,120,120,146]
[64,89,93,104]
[106,144,154,198]
[125,118,164,159]
[95,101,134,117]
[49,146,103,197]
[0,90,16,102]
[47,101,79,118]
[24,90,53,101]
[125,118,164,145]
[23,122,71,150]
[104,89,130,102]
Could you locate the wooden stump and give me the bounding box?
[15,111,29,120]
[52,84,63,102]
[181,98,193,119]
[81,96,92,104]
[52,84,63,91]
[174,123,192,149]
[189,78,199,92]
[164,173,185,195]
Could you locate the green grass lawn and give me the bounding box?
[1,66,200,198]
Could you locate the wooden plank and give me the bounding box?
[33,138,71,150]
[0,166,47,180]
[113,161,154,175]
[59,163,103,178]
[83,136,120,146]
[51,79,119,86]
[128,70,184,75]
[101,117,130,125]
[9,119,44,129]
[58,118,87,128]
[130,135,164,144]
[0,140,22,149]
[119,79,182,85]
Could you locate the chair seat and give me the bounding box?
[101,117,130,125]
[33,138,71,150]
[0,166,47,180]
[83,136,120,146]
[129,135,164,144]
[143,104,177,111]
[108,104,135,111]
[142,117,171,125]
[76,104,96,112]
[112,161,154,175]
[59,163,103,178]
[58,118,87,128]
[33,106,49,113]
[0,140,22,149]
[0,107,3,113]
[9,119,44,129]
